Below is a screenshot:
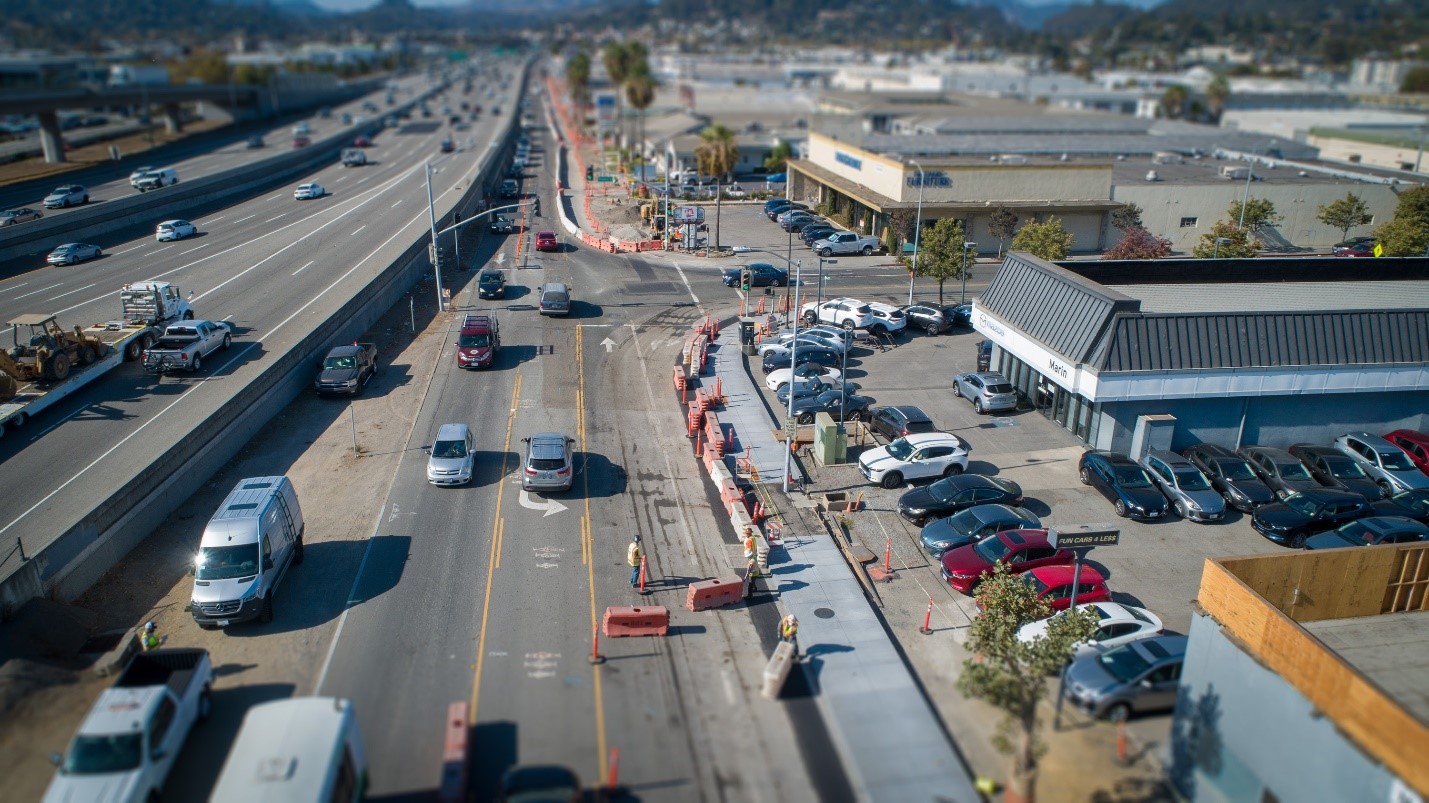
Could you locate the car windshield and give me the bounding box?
[542,292,569,304]
[1337,521,1374,543]
[480,273,502,285]
[1278,462,1313,481]
[459,334,491,348]
[947,508,983,535]
[885,439,914,460]
[1113,466,1152,489]
[1324,458,1367,479]
[432,439,468,459]
[1390,491,1429,514]
[1213,458,1257,481]
[927,479,958,503]
[63,734,143,774]
[1283,494,1319,515]
[323,356,356,370]
[195,543,260,581]
[973,535,1014,563]
[1097,645,1153,683]
[1173,469,1212,491]
[1379,450,1415,471]
[986,383,1014,394]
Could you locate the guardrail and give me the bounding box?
[0,56,533,612]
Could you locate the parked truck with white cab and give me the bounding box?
[0,281,193,432]
[142,320,231,374]
[191,476,304,628]
[44,648,214,803]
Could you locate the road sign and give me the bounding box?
[1048,524,1120,550]
[784,418,799,438]
[597,175,615,182]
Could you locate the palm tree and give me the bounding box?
[695,124,739,250]
[1206,75,1230,122]
[566,51,591,118]
[625,64,657,181]
[602,41,637,153]
[1161,84,1188,119]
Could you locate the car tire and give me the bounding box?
[776,382,789,393]
[1114,499,1129,517]
[93,249,101,257]
[183,311,194,320]
[798,413,814,425]
[61,199,70,208]
[1106,703,1132,722]
[974,398,985,414]
[1290,534,1307,549]
[819,248,833,257]
[924,323,939,336]
[1079,467,1091,485]
[943,464,964,477]
[1378,480,1394,496]
[952,383,962,398]
[862,245,874,255]
[847,409,864,422]
[776,279,786,287]
[293,536,305,566]
[881,472,903,489]
[1176,500,1189,519]
[842,320,854,331]
[198,687,212,722]
[192,354,202,372]
[81,196,88,204]
[258,595,273,624]
[802,312,816,324]
[221,334,231,350]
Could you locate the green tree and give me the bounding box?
[907,218,972,305]
[1192,221,1260,258]
[1011,216,1076,260]
[1160,84,1188,119]
[566,51,591,112]
[957,562,1099,803]
[602,40,642,149]
[763,140,792,173]
[1109,202,1143,234]
[988,207,1019,258]
[1316,193,1372,241]
[1228,197,1281,234]
[1103,226,1172,260]
[1402,67,1429,94]
[1391,185,1429,221]
[624,63,656,177]
[1374,215,1429,257]
[168,49,227,85]
[1206,75,1230,121]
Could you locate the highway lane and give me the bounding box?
[0,60,527,568]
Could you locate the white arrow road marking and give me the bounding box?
[388,504,400,522]
[600,337,616,352]
[519,490,568,517]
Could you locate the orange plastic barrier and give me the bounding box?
[436,701,469,803]
[704,413,725,457]
[602,606,670,637]
[686,577,745,611]
[673,365,687,391]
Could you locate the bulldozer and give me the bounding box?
[0,314,108,399]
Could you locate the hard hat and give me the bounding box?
[144,621,156,631]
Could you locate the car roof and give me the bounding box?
[537,230,556,237]
[1124,634,1188,660]
[1294,487,1365,502]
[1087,450,1138,467]
[1386,429,1429,446]
[542,282,569,292]
[1187,443,1238,458]
[1145,450,1195,468]
[998,528,1052,548]
[1241,445,1294,459]
[899,431,961,445]
[528,432,569,456]
[939,474,1005,491]
[884,405,931,423]
[1029,564,1106,584]
[1342,432,1398,452]
[1289,444,1341,458]
[965,371,1008,382]
[1356,516,1429,536]
[964,503,1030,523]
[435,423,469,440]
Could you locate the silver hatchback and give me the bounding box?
[1140,450,1226,522]
[522,432,575,492]
[953,371,1018,414]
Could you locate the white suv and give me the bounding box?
[800,298,875,331]
[865,302,908,335]
[858,432,970,489]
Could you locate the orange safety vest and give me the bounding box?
[627,542,642,567]
[781,617,798,640]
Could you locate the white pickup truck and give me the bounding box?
[45,649,213,803]
[142,320,232,374]
[813,231,883,257]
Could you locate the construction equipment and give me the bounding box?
[0,314,108,390]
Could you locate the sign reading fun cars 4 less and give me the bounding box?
[1048,525,1121,549]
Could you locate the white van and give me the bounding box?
[190,476,304,628]
[209,697,368,803]
[132,167,178,191]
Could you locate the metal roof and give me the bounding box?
[977,253,1140,363]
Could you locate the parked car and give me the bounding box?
[1371,489,1429,524]
[535,231,558,252]
[1062,635,1188,720]
[427,423,474,486]
[760,346,840,374]
[941,529,1074,594]
[858,432,969,488]
[538,282,571,316]
[902,304,951,335]
[814,231,882,256]
[353,135,372,148]
[781,214,823,233]
[43,184,88,208]
[764,363,842,393]
[897,474,1023,526]
[478,269,506,299]
[46,242,102,265]
[500,179,520,198]
[1023,564,1111,613]
[1332,237,1376,257]
[766,201,808,220]
[953,371,1018,414]
[789,387,874,424]
[294,182,326,200]
[1139,450,1226,522]
[1239,445,1321,500]
[763,198,789,216]
[775,378,850,404]
[865,302,908,335]
[1018,602,1164,661]
[521,432,575,492]
[757,335,835,360]
[1182,443,1277,512]
[1250,488,1373,547]
[976,340,992,371]
[1301,516,1429,550]
[1079,451,1170,520]
[722,262,788,288]
[918,503,1042,558]
[868,405,936,442]
[800,225,838,246]
[1288,444,1384,501]
[0,207,42,226]
[313,342,378,396]
[1334,432,1429,494]
[945,303,974,328]
[800,298,875,330]
[155,219,197,242]
[1384,429,1429,477]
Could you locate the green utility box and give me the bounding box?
[811,412,848,466]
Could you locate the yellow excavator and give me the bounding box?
[0,314,108,400]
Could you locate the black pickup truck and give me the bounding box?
[314,342,378,396]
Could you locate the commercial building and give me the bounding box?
[1171,546,1429,802]
[972,253,1429,452]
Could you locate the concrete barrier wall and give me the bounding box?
[0,56,533,613]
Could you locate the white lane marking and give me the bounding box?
[204,215,225,224]
[15,283,62,299]
[356,176,370,184]
[265,215,284,223]
[315,507,383,693]
[390,200,402,208]
[111,244,145,256]
[232,214,256,224]
[46,282,97,301]
[292,260,315,276]
[269,193,284,201]
[32,403,93,440]
[672,261,700,304]
[353,225,366,235]
[178,244,206,255]
[333,176,347,183]
[221,314,234,321]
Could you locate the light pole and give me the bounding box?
[426,161,441,310]
[959,242,977,305]
[1237,157,1255,230]
[782,259,804,492]
[1212,236,1232,259]
[908,158,924,305]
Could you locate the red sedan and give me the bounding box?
[354,135,372,148]
[1385,429,1429,477]
[941,529,1073,594]
[1025,565,1110,613]
[535,231,558,252]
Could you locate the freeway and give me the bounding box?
[0,57,524,577]
[0,72,438,233]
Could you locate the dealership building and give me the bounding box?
[971,254,1429,452]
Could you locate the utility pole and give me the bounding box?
[908,159,924,305]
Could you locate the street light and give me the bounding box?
[426,159,530,312]
[782,259,805,492]
[908,158,924,305]
[958,242,977,305]
[1212,236,1232,260]
[1237,156,1256,230]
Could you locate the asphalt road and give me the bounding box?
[0,57,524,571]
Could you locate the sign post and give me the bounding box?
[1048,525,1120,729]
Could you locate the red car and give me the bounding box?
[353,135,372,148]
[1024,564,1110,614]
[1332,237,1376,257]
[535,231,558,252]
[1385,429,1429,477]
[292,135,310,148]
[941,529,1074,594]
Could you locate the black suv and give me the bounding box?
[478,269,506,299]
[1182,443,1275,512]
[868,406,937,441]
[902,304,950,335]
[1078,451,1169,520]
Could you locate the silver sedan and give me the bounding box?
[952,371,1018,414]
[46,242,102,265]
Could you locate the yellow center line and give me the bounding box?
[578,325,609,785]
[470,373,522,718]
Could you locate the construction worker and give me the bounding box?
[140,621,161,651]
[743,527,757,562]
[779,614,799,656]
[627,535,643,588]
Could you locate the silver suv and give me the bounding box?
[1334,432,1429,495]
[953,371,1017,414]
[522,432,575,492]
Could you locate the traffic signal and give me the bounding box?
[586,165,594,181]
[740,269,751,291]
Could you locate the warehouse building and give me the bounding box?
[971,254,1429,452]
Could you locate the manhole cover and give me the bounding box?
[813,607,835,619]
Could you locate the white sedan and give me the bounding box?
[764,363,842,393]
[1017,601,1164,660]
[294,182,326,200]
[155,219,197,242]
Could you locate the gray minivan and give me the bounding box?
[191,476,304,628]
[538,282,571,316]
[427,423,475,486]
